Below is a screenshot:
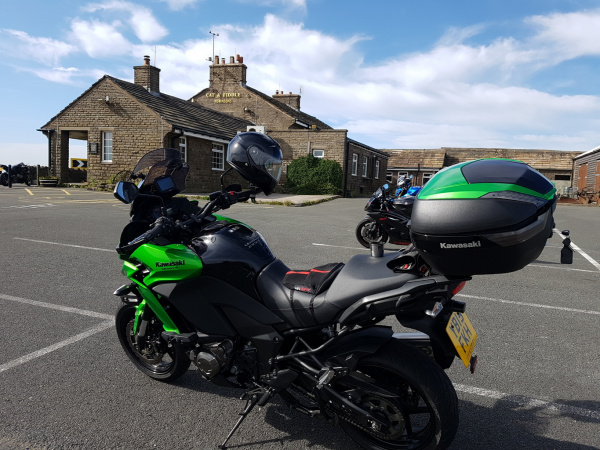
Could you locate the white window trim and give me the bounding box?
[312,149,325,158]
[212,142,225,171]
[179,136,187,162]
[375,160,380,179]
[362,156,368,178]
[352,153,358,176]
[101,131,113,162]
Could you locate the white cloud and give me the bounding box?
[158,0,199,10]
[0,29,76,66]
[527,9,600,60]
[71,19,132,57]
[83,1,169,42]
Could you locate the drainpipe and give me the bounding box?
[343,139,350,197]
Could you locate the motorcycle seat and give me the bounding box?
[256,253,420,328]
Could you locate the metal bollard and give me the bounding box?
[370,242,384,257]
[560,230,573,264]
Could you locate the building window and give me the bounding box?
[422,173,435,185]
[362,156,368,178]
[313,149,325,158]
[555,174,571,181]
[352,154,358,176]
[102,131,113,162]
[212,143,224,170]
[179,136,187,162]
[375,160,380,179]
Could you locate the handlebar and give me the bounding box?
[116,188,256,256]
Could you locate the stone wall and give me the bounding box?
[45,78,169,183]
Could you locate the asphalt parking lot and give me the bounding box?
[0,185,599,450]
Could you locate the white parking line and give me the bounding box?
[0,321,113,374]
[553,229,600,272]
[457,293,600,315]
[0,293,113,320]
[455,384,600,420]
[0,293,114,374]
[14,237,113,252]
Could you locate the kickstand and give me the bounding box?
[218,389,266,450]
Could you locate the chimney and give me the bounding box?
[273,90,301,110]
[134,55,160,93]
[209,54,247,86]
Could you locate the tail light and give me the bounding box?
[452,281,467,296]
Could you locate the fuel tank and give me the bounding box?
[190,220,275,298]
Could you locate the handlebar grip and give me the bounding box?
[116,218,170,255]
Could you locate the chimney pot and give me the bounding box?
[215,55,220,64]
[143,55,150,65]
[230,56,235,64]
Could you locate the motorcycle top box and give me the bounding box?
[410,158,557,276]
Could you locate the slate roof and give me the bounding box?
[384,148,581,172]
[384,149,447,169]
[41,75,253,141]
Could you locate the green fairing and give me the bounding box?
[418,159,556,201]
[131,243,203,286]
[133,299,146,334]
[120,243,203,334]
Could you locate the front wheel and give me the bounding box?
[0,173,7,186]
[336,341,459,449]
[356,219,388,248]
[115,303,190,381]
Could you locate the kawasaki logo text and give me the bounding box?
[156,260,186,268]
[439,241,482,249]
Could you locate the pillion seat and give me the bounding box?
[256,253,420,328]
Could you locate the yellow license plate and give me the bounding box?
[446,312,478,367]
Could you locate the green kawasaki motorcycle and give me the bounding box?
[113,133,557,449]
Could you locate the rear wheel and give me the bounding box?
[356,219,388,248]
[335,341,459,449]
[115,303,190,381]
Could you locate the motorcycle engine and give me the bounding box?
[192,340,233,379]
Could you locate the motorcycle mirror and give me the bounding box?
[383,183,389,190]
[114,181,139,204]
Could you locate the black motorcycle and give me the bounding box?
[356,183,416,248]
[0,163,32,186]
[112,134,478,450]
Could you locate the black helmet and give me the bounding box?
[227,132,283,195]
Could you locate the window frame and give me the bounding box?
[362,156,368,178]
[352,153,358,176]
[312,149,325,159]
[101,131,113,162]
[375,160,380,179]
[179,136,187,162]
[212,142,225,171]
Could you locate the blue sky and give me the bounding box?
[2,0,600,165]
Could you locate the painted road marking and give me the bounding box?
[554,228,600,272]
[0,321,112,374]
[457,293,600,315]
[0,293,113,320]
[25,188,34,195]
[0,293,113,374]
[454,384,600,420]
[13,237,114,252]
[0,204,55,209]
